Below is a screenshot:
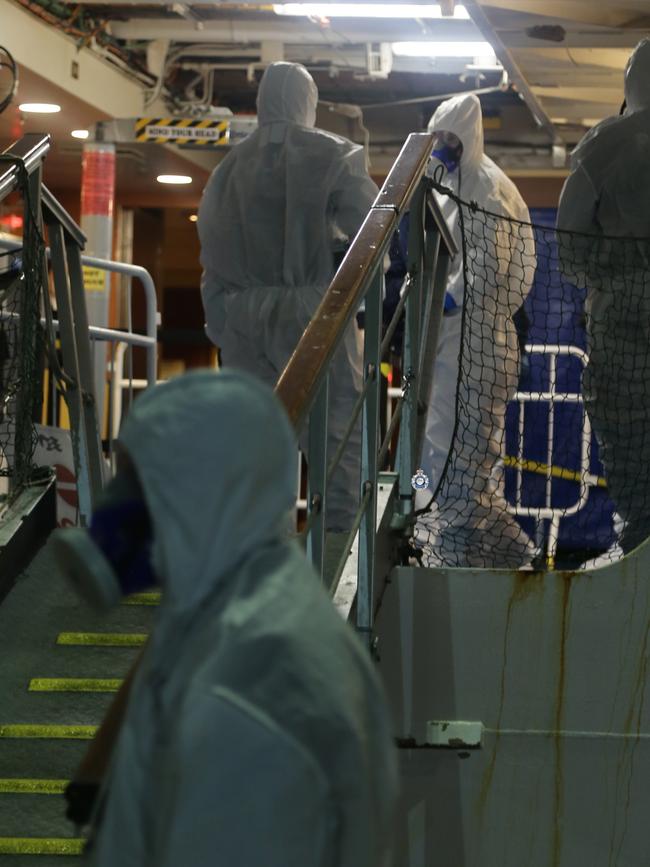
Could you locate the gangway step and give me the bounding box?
[28,679,123,693]
[56,632,147,647]
[0,725,97,740]
[121,591,160,606]
[0,780,68,795]
[0,838,83,856]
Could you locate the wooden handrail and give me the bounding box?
[276,132,436,429]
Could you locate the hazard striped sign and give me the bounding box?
[134,117,230,146]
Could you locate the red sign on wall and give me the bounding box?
[81,147,116,218]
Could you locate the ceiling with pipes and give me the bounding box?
[1,0,648,185]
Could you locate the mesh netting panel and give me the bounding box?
[414,185,650,570]
[0,183,45,509]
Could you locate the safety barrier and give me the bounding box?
[0,143,159,525]
[507,343,592,568]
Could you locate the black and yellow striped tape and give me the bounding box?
[134,117,229,146]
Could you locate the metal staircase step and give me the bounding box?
[0,545,154,858]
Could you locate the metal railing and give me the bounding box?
[275,132,457,639]
[0,134,160,526]
[506,343,592,568]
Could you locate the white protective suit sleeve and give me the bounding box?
[157,689,334,867]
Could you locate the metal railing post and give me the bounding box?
[415,232,453,460]
[306,377,329,577]
[47,222,100,524]
[395,183,426,520]
[357,266,383,643]
[65,240,105,501]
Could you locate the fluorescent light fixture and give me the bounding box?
[392,41,497,64]
[156,174,192,185]
[273,4,469,18]
[19,103,61,114]
[71,129,90,140]
[189,214,198,222]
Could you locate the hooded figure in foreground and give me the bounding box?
[198,62,378,532]
[72,371,397,867]
[415,93,538,568]
[557,39,650,556]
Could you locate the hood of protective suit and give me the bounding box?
[625,38,650,113]
[118,370,297,614]
[427,93,484,171]
[256,61,318,128]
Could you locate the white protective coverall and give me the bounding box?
[87,370,398,867]
[198,62,378,531]
[416,93,538,568]
[557,39,650,555]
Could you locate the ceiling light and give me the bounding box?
[273,4,469,18]
[189,214,198,222]
[156,174,192,185]
[18,103,61,114]
[392,41,497,64]
[71,129,90,140]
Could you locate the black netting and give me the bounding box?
[0,173,46,508]
[414,184,650,570]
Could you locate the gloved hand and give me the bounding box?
[64,780,100,828]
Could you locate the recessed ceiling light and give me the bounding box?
[19,103,61,114]
[156,174,192,185]
[71,129,90,140]
[189,214,198,222]
[273,4,469,18]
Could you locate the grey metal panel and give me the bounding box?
[376,554,650,866]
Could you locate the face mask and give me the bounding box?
[51,467,157,611]
[431,142,462,173]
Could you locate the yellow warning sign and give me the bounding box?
[82,265,106,293]
[135,117,230,147]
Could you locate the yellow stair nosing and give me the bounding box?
[29,678,123,693]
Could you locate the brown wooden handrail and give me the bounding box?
[276,132,436,429]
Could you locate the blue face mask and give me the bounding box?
[431,142,462,173]
[52,468,157,611]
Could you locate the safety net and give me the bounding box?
[0,181,46,510]
[413,183,650,570]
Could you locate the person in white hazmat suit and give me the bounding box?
[415,93,538,568]
[557,38,650,557]
[60,370,397,867]
[198,62,378,532]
